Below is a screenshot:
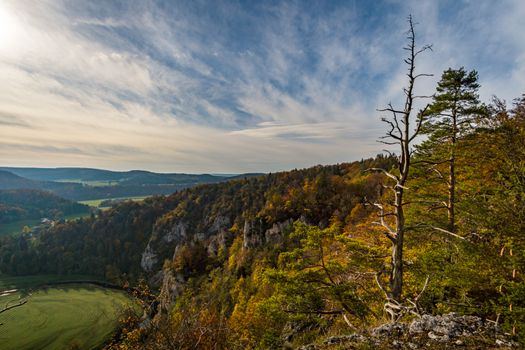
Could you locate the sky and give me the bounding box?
[0,0,524,173]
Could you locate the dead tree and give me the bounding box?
[368,15,432,321]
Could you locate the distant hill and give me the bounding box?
[0,167,227,183]
[0,189,90,224]
[0,170,42,190]
[0,168,264,201]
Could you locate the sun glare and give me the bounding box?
[0,5,21,50]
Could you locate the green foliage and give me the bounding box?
[407,93,525,342]
[269,222,381,322]
[420,67,486,142]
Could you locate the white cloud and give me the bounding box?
[0,0,523,172]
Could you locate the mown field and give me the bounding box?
[0,276,139,350]
[79,195,150,208]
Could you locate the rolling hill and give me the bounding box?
[0,168,264,201]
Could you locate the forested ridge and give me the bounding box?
[0,156,392,279]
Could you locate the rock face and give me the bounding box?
[207,229,233,256]
[243,219,264,248]
[140,243,158,272]
[208,215,230,235]
[243,218,292,248]
[163,222,187,243]
[265,219,292,245]
[157,268,185,313]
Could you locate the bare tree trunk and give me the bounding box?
[368,16,432,320]
[390,228,403,301]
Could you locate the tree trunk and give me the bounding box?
[390,235,404,302]
[448,155,455,232]
[448,106,457,233]
[391,187,405,302]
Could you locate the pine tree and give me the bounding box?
[417,67,486,233]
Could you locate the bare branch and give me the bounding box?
[415,275,430,302]
[412,159,450,166]
[431,226,466,240]
[367,201,397,241]
[375,271,390,299]
[378,140,401,146]
[415,44,433,56]
[366,168,399,182]
[378,106,406,114]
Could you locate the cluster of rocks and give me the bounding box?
[297,313,518,349]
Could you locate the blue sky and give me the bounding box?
[0,0,523,172]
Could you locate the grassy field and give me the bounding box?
[0,276,139,350]
[79,195,150,208]
[54,179,120,187]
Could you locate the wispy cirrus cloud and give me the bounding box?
[0,0,523,172]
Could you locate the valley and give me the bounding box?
[0,1,523,348]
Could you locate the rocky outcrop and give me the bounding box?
[243,218,265,248]
[296,313,518,349]
[265,218,292,245]
[243,218,293,248]
[157,268,185,313]
[140,243,158,272]
[408,313,486,341]
[207,215,230,235]
[207,229,233,256]
[163,222,187,243]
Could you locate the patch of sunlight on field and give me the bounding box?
[79,195,150,208]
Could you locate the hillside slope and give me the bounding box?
[0,156,392,278]
[0,189,89,224]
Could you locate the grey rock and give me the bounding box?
[157,268,184,313]
[140,243,158,272]
[372,322,407,337]
[207,229,233,256]
[243,218,264,248]
[265,219,292,245]
[163,222,187,243]
[208,215,230,234]
[409,313,484,340]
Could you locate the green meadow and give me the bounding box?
[0,278,139,350]
[79,195,150,208]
